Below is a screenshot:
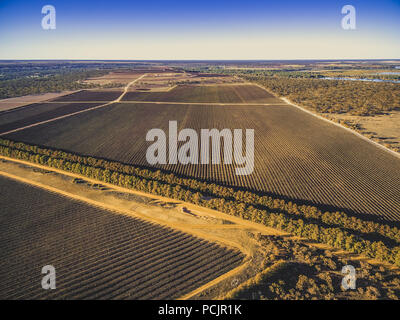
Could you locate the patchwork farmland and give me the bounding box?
[1,63,400,301]
[0,174,244,300]
[2,84,400,222]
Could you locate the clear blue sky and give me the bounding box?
[0,0,399,59]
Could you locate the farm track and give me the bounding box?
[0,100,288,106]
[3,155,400,300]
[0,103,100,134]
[1,74,400,300]
[1,82,400,222]
[0,74,146,136]
[0,173,244,299]
[5,97,400,221]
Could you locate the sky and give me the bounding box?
[0,0,399,60]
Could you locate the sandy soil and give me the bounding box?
[0,156,266,299]
[0,91,79,112]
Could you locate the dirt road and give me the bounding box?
[0,74,146,136]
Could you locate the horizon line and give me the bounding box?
[1,58,400,62]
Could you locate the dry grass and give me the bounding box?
[325,111,400,153]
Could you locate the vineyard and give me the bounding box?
[0,102,99,134]
[122,84,280,103]
[52,90,123,102]
[2,138,400,267]
[4,97,400,222]
[2,82,400,278]
[0,174,244,299]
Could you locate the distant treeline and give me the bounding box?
[1,138,399,267]
[243,75,400,116]
[0,61,151,99]
[200,67,400,81]
[0,70,107,99]
[189,68,400,116]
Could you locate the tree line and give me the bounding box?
[0,70,109,99]
[242,75,400,116]
[0,138,399,267]
[190,68,400,116]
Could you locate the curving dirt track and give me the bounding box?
[3,84,400,222]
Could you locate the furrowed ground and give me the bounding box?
[51,90,123,102]
[0,174,244,300]
[122,84,281,103]
[2,156,399,300]
[0,102,100,134]
[1,68,400,300]
[3,83,400,222]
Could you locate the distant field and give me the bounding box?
[123,84,280,103]
[0,175,243,299]
[0,102,99,134]
[0,85,277,134]
[5,101,400,222]
[52,90,122,102]
[0,91,79,112]
[84,71,144,85]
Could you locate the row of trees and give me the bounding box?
[1,139,400,246]
[1,139,400,266]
